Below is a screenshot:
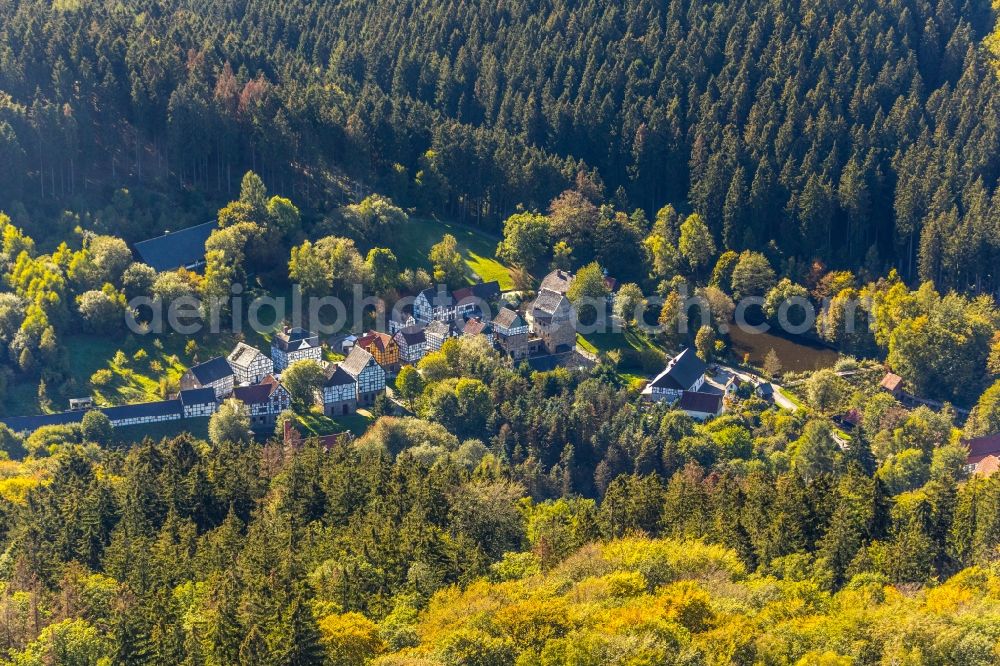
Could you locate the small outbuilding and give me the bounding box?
[880,372,905,397]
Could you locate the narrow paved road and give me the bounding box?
[771,387,799,412]
[714,363,800,412]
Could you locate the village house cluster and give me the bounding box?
[385,271,579,360]
[1,269,774,437]
[179,324,390,426]
[1,271,600,437]
[4,266,999,479]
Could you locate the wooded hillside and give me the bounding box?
[1,0,999,290]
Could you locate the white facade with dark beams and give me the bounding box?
[340,347,386,407]
[228,342,275,385]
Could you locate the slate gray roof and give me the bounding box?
[323,363,357,386]
[179,388,216,406]
[341,347,375,378]
[425,320,451,338]
[1,411,84,433]
[228,342,267,367]
[677,391,722,414]
[3,399,189,432]
[134,220,217,272]
[396,325,426,345]
[650,348,707,391]
[540,270,574,295]
[102,400,182,421]
[188,357,235,385]
[2,398,196,433]
[273,327,319,352]
[418,287,453,308]
[532,288,567,315]
[493,307,525,329]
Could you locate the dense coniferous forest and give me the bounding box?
[1,0,1000,289]
[0,350,997,662]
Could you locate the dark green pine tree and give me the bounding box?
[924,475,959,576]
[709,472,755,568]
[110,590,153,666]
[947,477,984,570]
[77,480,116,571]
[817,470,876,587]
[209,573,245,665]
[798,174,835,257]
[661,463,709,540]
[870,476,892,542]
[558,444,576,497]
[103,504,156,596]
[412,527,458,599]
[240,625,268,665]
[889,519,937,584]
[843,433,877,476]
[370,392,394,420]
[722,164,748,250]
[741,469,776,565]
[148,590,185,665]
[633,438,661,478]
[278,588,325,666]
[763,474,813,562]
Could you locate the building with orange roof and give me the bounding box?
[880,372,905,396]
[356,330,400,371]
[963,433,1000,476]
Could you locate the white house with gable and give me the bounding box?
[228,342,275,384]
[643,348,707,402]
[271,326,322,371]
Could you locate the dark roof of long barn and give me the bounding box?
[134,220,218,271]
[650,348,707,391]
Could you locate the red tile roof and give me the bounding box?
[842,408,861,426]
[358,331,394,353]
[463,318,489,336]
[965,433,1000,466]
[233,375,284,405]
[975,455,1000,477]
[880,372,904,392]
